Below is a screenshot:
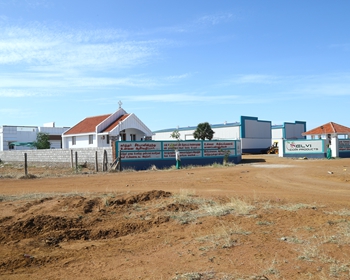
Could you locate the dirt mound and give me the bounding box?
[160,203,199,212]
[0,215,84,241]
[82,197,101,213]
[0,190,174,250]
[15,197,53,213]
[109,190,171,206]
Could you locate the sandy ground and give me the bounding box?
[0,155,350,280]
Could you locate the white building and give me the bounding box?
[153,116,273,153]
[62,107,152,149]
[0,122,69,151]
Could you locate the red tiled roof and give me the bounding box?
[64,114,111,135]
[302,122,350,136]
[102,114,130,132]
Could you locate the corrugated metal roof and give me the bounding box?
[63,114,111,135]
[302,122,350,136]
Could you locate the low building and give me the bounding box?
[62,106,152,149]
[153,116,272,154]
[0,122,69,151]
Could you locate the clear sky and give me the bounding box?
[1,0,349,131]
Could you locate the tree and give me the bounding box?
[193,122,215,140]
[33,132,51,149]
[169,129,181,150]
[170,129,181,141]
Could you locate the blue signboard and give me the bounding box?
[115,140,241,170]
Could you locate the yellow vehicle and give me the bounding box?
[267,141,279,154]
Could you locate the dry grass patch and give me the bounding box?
[279,203,317,211]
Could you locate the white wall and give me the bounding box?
[272,128,283,139]
[68,134,97,148]
[152,131,172,140]
[125,128,147,141]
[213,126,240,139]
[0,126,38,151]
[50,140,62,149]
[39,126,69,135]
[97,134,111,148]
[0,125,68,151]
[153,125,240,141]
[152,129,196,141]
[271,128,284,148]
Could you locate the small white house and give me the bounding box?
[62,107,152,149]
[0,122,69,151]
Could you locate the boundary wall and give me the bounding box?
[115,140,242,170]
[0,148,113,168]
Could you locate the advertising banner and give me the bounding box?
[284,140,324,154]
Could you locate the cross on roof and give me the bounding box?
[118,100,122,109]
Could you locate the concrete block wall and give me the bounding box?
[0,148,113,168]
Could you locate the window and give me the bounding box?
[130,134,136,141]
[89,135,93,144]
[72,136,76,145]
[106,135,110,144]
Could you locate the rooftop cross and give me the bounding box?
[118,100,122,109]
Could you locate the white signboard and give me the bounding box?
[163,141,202,150]
[163,150,202,158]
[284,140,324,154]
[204,149,235,157]
[339,140,350,151]
[203,141,235,149]
[121,151,162,159]
[119,142,161,151]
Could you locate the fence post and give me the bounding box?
[95,151,98,172]
[75,151,78,171]
[103,149,108,171]
[24,153,28,176]
[70,150,73,168]
[118,149,122,171]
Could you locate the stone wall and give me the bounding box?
[0,148,113,168]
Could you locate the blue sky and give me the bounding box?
[1,0,349,131]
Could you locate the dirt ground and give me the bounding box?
[1,155,350,280]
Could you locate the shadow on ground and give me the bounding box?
[240,157,266,164]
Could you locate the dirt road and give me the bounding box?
[1,155,350,279]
